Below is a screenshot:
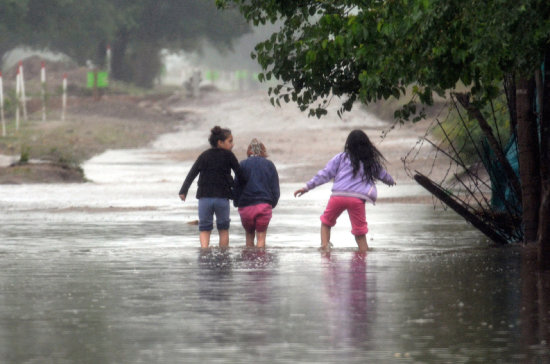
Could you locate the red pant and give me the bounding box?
[320,196,368,236]
[238,203,273,233]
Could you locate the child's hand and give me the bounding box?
[179,194,186,201]
[294,188,308,197]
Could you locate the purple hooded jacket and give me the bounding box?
[305,152,395,204]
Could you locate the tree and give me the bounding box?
[217,0,550,268]
[106,0,251,87]
[0,0,31,58]
[1,0,250,88]
[0,0,119,65]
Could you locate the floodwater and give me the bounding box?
[2,99,550,363]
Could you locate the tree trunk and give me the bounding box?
[538,48,550,269]
[110,29,161,88]
[112,28,130,82]
[516,77,541,243]
[504,73,518,133]
[539,189,550,269]
[95,40,108,69]
[128,42,162,88]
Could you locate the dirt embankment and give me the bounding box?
[0,54,447,189]
[0,93,186,184]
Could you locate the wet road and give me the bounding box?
[1,106,550,362]
[2,178,549,362]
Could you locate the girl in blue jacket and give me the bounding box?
[234,139,280,248]
[294,130,395,252]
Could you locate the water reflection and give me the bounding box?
[520,249,550,362]
[238,249,277,306]
[322,252,372,348]
[197,249,233,302]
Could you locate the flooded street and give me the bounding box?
[1,92,549,363]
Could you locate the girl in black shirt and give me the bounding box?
[179,126,245,248]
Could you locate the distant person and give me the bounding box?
[234,138,280,249]
[294,130,395,252]
[179,126,245,249]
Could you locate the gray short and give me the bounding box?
[198,197,230,231]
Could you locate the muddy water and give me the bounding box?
[2,98,550,363]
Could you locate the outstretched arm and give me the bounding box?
[379,169,396,186]
[294,187,308,197]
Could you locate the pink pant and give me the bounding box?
[238,203,273,233]
[320,196,368,236]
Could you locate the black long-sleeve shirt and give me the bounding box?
[179,148,245,199]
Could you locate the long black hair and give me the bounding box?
[344,130,386,183]
[209,126,232,147]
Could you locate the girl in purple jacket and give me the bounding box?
[294,130,395,252]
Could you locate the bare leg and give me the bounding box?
[256,231,267,248]
[355,234,368,252]
[245,231,255,248]
[321,223,331,251]
[218,229,229,248]
[199,231,211,249]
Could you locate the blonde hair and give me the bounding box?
[247,138,267,157]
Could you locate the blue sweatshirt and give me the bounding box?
[234,156,280,208]
[305,152,395,204]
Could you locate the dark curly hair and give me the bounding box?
[344,129,386,183]
[209,126,232,147]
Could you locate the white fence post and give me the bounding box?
[61,73,67,121]
[41,61,47,122]
[18,61,28,121]
[0,71,5,137]
[106,45,112,75]
[15,69,21,131]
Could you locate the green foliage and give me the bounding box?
[19,145,30,164]
[434,93,511,164]
[217,0,550,119]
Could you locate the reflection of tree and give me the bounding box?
[322,251,372,347]
[520,250,550,361]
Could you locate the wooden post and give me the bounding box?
[93,68,99,101]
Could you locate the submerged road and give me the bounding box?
[1,91,549,363]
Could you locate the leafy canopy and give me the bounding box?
[217,0,550,119]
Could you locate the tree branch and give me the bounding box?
[453,92,522,202]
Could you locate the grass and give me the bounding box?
[0,92,181,167]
